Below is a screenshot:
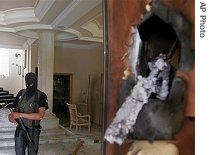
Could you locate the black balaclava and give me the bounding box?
[25,72,37,96]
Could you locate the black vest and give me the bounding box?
[18,89,41,128]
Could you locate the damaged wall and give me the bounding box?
[104,0,195,154]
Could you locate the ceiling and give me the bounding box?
[0,0,103,49]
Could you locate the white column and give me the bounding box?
[38,30,59,129]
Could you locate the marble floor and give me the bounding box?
[0,109,103,155]
[38,124,102,155]
[37,115,103,155]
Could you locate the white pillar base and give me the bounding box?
[41,113,60,129]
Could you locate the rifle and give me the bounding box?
[0,102,37,153]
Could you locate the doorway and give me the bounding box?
[53,74,72,126]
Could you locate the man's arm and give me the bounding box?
[8,91,48,123]
[8,107,46,122]
[7,90,23,123]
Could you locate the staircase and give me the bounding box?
[0,126,81,155]
[0,87,82,155]
[0,87,15,104]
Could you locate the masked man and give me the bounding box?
[8,72,48,155]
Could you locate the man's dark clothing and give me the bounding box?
[13,89,48,155]
[13,89,48,111]
[15,126,40,155]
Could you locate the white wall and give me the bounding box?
[54,45,104,124]
[0,49,25,96]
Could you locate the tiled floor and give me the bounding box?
[0,109,103,155]
[39,124,102,155]
[38,120,102,155]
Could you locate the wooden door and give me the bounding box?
[53,74,72,126]
[103,0,195,155]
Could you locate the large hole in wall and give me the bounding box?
[137,14,181,90]
[124,14,183,141]
[128,3,193,140]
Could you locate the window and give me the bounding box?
[0,48,10,77]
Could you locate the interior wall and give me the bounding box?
[31,44,38,73]
[0,49,24,95]
[54,45,104,124]
[30,43,104,124]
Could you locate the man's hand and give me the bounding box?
[8,107,46,121]
[8,112,19,123]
